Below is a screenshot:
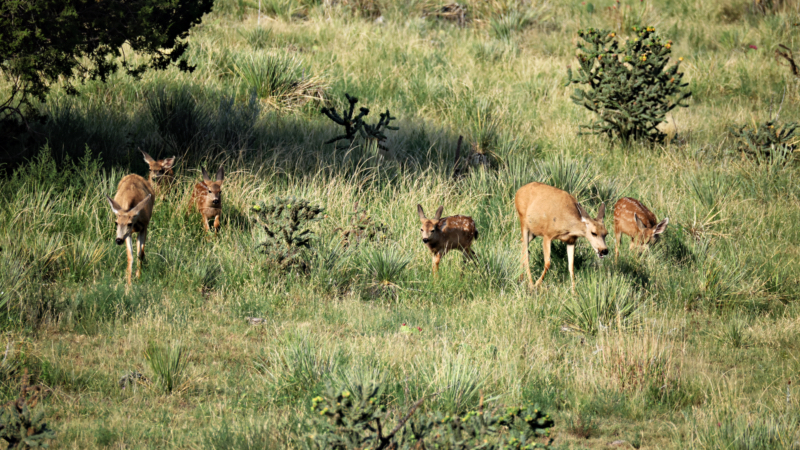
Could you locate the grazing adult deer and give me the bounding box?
[417,204,478,275]
[190,166,224,233]
[105,174,154,285]
[515,182,608,291]
[140,150,176,192]
[613,197,669,262]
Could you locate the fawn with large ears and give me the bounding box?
[106,174,154,285]
[140,150,176,192]
[190,166,224,233]
[515,182,608,292]
[417,204,478,275]
[613,197,669,262]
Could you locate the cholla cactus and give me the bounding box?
[305,382,555,449]
[251,197,324,271]
[729,119,798,163]
[321,93,398,152]
[566,26,691,144]
[0,370,55,449]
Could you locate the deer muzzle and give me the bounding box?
[115,238,124,245]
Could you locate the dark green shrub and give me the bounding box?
[0,372,55,448]
[729,119,797,164]
[251,197,325,271]
[304,383,555,449]
[566,27,691,144]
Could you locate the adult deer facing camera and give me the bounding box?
[140,150,176,192]
[417,204,478,275]
[515,182,608,291]
[190,166,224,233]
[105,174,154,285]
[613,197,668,262]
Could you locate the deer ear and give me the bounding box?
[202,167,212,182]
[216,166,224,182]
[654,217,669,235]
[434,206,444,220]
[162,157,176,169]
[141,150,155,164]
[596,203,606,221]
[129,194,152,216]
[576,203,589,222]
[417,204,426,220]
[634,213,646,230]
[106,195,121,214]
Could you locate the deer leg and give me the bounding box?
[213,214,220,233]
[125,236,134,286]
[521,228,535,287]
[615,231,621,264]
[535,238,551,288]
[136,230,147,279]
[567,243,576,293]
[201,212,211,232]
[432,253,442,276]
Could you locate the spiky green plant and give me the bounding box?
[251,197,325,271]
[562,271,641,335]
[304,382,555,449]
[144,341,190,395]
[566,26,691,143]
[321,93,398,152]
[729,119,798,164]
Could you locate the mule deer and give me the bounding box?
[417,204,478,275]
[515,182,608,291]
[190,166,224,233]
[105,174,154,285]
[140,150,176,192]
[613,197,668,262]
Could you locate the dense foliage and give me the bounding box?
[0,0,214,122]
[305,383,554,449]
[567,26,691,144]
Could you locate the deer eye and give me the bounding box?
[592,232,597,237]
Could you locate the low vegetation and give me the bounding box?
[1,0,799,448]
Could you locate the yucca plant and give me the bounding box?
[562,271,641,335]
[360,246,410,299]
[144,341,190,395]
[232,52,326,109]
[534,156,598,203]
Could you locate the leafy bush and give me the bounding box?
[251,197,325,271]
[562,271,641,335]
[729,119,798,164]
[566,27,691,144]
[304,382,555,449]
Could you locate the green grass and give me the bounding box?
[1,0,800,448]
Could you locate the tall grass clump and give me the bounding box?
[144,341,190,395]
[562,271,641,335]
[255,337,342,403]
[360,246,410,299]
[534,155,598,203]
[231,52,326,109]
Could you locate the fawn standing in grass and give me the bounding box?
[417,204,478,275]
[140,150,176,193]
[613,197,669,262]
[190,167,224,233]
[106,174,154,285]
[515,182,608,291]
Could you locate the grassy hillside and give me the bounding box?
[1,0,800,448]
